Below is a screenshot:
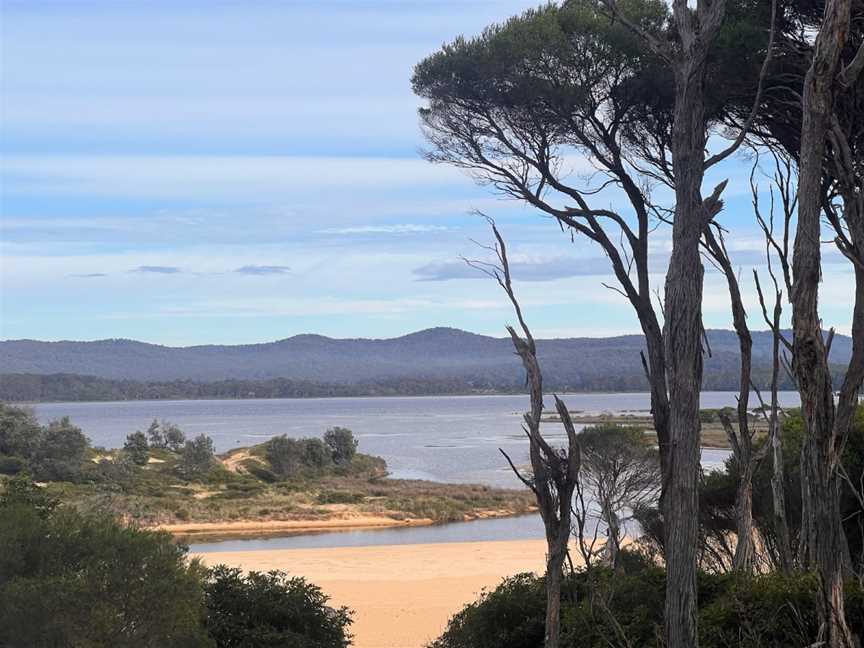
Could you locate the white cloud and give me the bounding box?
[320,224,452,235]
[1,155,470,200]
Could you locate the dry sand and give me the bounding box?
[193,538,550,648]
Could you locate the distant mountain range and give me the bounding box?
[0,327,853,401]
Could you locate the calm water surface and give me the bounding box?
[33,393,800,550]
[33,392,798,489]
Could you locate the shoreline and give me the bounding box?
[15,388,772,406]
[153,515,436,539]
[152,507,536,541]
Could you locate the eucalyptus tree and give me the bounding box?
[726,1,864,641]
[792,1,863,643]
[413,1,775,644]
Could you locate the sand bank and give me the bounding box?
[155,515,437,538]
[193,538,549,648]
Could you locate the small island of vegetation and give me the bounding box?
[0,404,537,540]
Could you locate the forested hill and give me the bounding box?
[0,327,853,401]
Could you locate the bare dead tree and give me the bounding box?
[467,219,580,648]
[751,152,798,573]
[701,225,770,572]
[792,0,864,643]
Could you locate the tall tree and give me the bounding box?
[791,0,863,642]
[414,2,776,644]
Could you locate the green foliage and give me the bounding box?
[429,572,546,648]
[430,557,864,648]
[324,427,358,464]
[29,417,89,482]
[164,421,187,452]
[204,566,352,648]
[0,403,41,457]
[124,430,150,466]
[0,483,211,647]
[317,490,365,505]
[0,473,59,517]
[146,418,165,448]
[180,434,216,478]
[266,435,304,477]
[303,438,333,470]
[0,455,25,475]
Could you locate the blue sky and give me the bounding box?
[0,1,854,345]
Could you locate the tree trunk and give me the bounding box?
[732,467,756,571]
[602,499,622,570]
[793,0,855,643]
[767,313,794,572]
[663,58,707,648]
[770,415,794,572]
[544,540,566,648]
[798,438,817,568]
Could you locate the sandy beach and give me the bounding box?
[194,538,549,648]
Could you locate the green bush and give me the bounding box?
[0,485,210,647]
[429,555,864,648]
[247,462,279,483]
[324,427,358,465]
[204,565,352,648]
[317,490,365,505]
[0,477,356,647]
[0,455,25,475]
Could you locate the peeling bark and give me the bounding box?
[793,0,858,643]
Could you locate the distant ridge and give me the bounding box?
[0,328,853,399]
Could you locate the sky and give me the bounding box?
[0,0,854,345]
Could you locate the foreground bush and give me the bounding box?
[204,566,352,648]
[0,476,209,647]
[0,476,353,648]
[430,552,864,648]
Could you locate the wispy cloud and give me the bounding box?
[321,224,451,235]
[235,265,291,275]
[414,256,613,282]
[130,265,181,274]
[68,273,107,278]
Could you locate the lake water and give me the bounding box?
[33,392,800,551]
[186,514,546,553]
[31,392,796,488]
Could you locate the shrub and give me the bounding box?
[30,417,90,482]
[0,455,25,475]
[180,434,215,478]
[0,403,41,458]
[317,490,364,505]
[429,556,864,648]
[0,482,210,647]
[302,438,332,470]
[247,463,279,483]
[204,565,352,648]
[124,430,150,466]
[267,435,304,478]
[163,422,187,453]
[324,427,358,465]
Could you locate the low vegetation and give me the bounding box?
[429,553,864,648]
[0,404,536,531]
[0,480,353,648]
